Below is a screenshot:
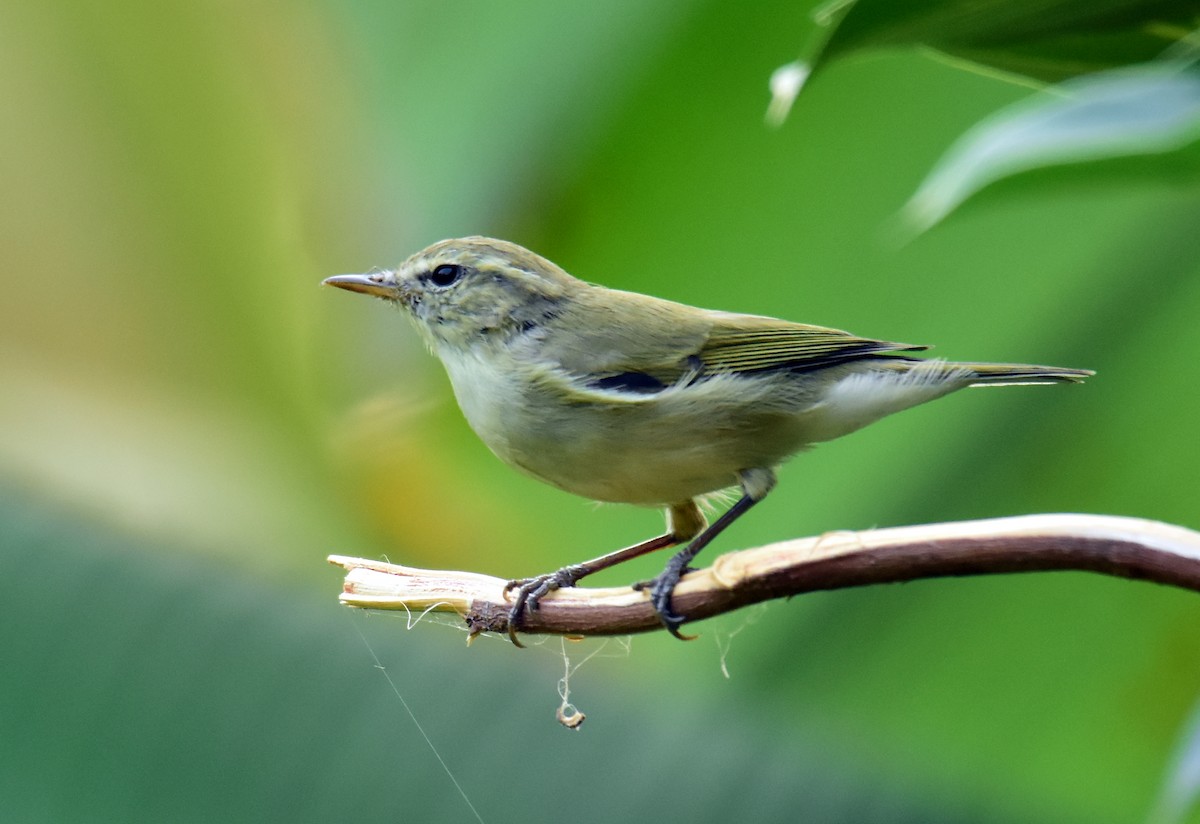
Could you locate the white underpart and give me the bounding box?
[805,361,974,442]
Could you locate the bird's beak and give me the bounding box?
[322,272,401,300]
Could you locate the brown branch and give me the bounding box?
[328,514,1200,640]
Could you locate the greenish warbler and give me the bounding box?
[324,236,1091,642]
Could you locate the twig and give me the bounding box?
[328,514,1200,640]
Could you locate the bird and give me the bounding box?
[324,236,1092,643]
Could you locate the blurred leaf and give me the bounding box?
[1148,694,1200,824]
[820,0,1197,79]
[768,0,1198,124]
[900,65,1200,232]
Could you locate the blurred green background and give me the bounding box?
[3,2,1199,822]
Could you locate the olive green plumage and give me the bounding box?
[324,236,1092,637]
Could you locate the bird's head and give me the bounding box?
[324,236,578,351]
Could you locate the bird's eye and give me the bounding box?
[428,264,463,287]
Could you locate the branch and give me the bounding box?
[328,514,1200,640]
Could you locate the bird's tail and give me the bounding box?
[955,362,1094,387]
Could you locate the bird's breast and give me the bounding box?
[436,347,822,505]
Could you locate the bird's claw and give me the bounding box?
[502,565,586,647]
[635,560,698,641]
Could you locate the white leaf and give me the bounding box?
[901,65,1200,234]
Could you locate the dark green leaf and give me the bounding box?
[769,0,1199,123]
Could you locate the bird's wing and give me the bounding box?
[544,287,713,385]
[696,313,927,376]
[546,289,926,394]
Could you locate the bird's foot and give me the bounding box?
[634,557,698,641]
[502,565,588,648]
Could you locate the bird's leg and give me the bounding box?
[503,533,675,645]
[503,501,705,647]
[638,468,776,640]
